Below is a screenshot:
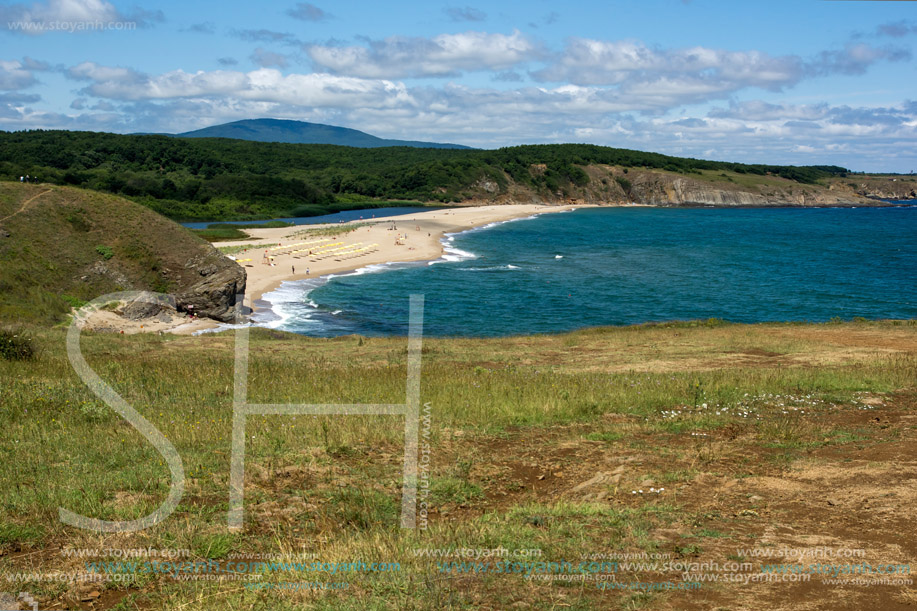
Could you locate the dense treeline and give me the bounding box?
[0,130,850,221]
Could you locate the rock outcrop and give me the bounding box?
[626,173,873,207]
[176,252,246,322]
[458,165,882,208]
[831,176,917,201]
[120,292,177,320]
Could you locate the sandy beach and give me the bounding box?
[226,204,574,304]
[155,203,575,334]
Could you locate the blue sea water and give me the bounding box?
[256,205,917,337]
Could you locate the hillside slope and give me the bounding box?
[177,118,472,149]
[0,183,245,324]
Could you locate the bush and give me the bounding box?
[0,327,35,361]
[95,245,114,259]
[61,295,87,309]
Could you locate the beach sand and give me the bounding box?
[166,203,576,334]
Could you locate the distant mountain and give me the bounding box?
[176,118,473,149]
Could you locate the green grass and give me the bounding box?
[217,243,279,255]
[0,321,913,609]
[288,222,373,239]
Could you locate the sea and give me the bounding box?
[251,204,917,337]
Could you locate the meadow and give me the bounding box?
[0,319,915,610]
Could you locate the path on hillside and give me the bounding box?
[0,188,52,224]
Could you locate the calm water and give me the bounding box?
[256,206,917,337]
[182,206,441,229]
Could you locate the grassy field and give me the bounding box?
[0,320,915,610]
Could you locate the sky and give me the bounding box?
[1,0,916,172]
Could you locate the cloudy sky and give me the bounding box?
[1,0,916,171]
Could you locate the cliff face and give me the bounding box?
[625,172,874,207]
[460,165,885,207]
[827,176,917,201]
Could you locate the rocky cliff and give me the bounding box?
[460,165,886,207]
[827,175,917,201]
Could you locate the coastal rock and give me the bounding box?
[462,164,880,207]
[176,261,246,323]
[120,291,177,320]
[836,175,917,201]
[198,264,218,277]
[626,173,873,207]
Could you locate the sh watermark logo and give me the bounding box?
[62,291,425,533]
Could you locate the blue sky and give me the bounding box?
[1,0,916,171]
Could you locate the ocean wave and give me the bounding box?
[457,213,543,236]
[457,264,521,271]
[429,233,477,265]
[254,277,327,330]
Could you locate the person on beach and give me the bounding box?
[292,265,295,274]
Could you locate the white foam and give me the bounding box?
[458,264,521,272]
[255,277,327,329]
[430,233,477,265]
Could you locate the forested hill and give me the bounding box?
[176,118,473,149]
[0,129,856,221]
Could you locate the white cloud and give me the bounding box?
[0,0,162,34]
[286,2,331,22]
[68,61,143,82]
[250,48,289,69]
[0,60,38,90]
[66,63,417,110]
[810,43,910,76]
[876,20,917,38]
[306,30,540,78]
[232,29,300,45]
[444,6,486,23]
[533,39,805,90]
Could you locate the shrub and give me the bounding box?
[0,327,35,361]
[95,245,114,259]
[61,295,86,309]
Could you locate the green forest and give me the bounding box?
[0,130,850,221]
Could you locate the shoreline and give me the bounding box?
[142,203,576,335]
[220,204,579,312]
[170,199,915,335]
